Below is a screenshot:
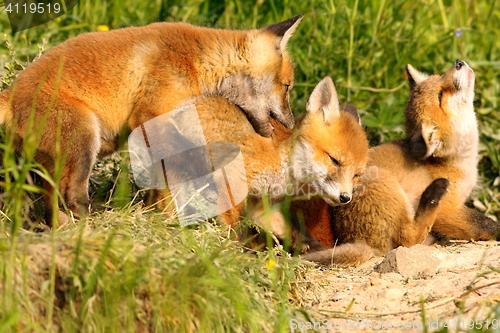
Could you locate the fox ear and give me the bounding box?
[410,121,441,159]
[306,76,340,123]
[263,14,303,50]
[406,64,429,90]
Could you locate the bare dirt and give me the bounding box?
[295,241,500,332]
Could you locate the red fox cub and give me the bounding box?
[300,60,500,266]
[0,16,303,223]
[151,77,368,247]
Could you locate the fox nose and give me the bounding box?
[339,192,351,204]
[454,59,466,70]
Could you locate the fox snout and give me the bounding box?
[333,191,353,205]
[245,97,295,137]
[452,59,473,78]
[323,191,352,206]
[321,182,354,205]
[339,192,352,204]
[450,59,475,90]
[454,59,466,70]
[270,105,295,130]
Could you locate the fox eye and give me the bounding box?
[285,84,291,92]
[354,173,361,178]
[438,90,443,104]
[330,156,340,167]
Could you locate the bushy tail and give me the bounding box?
[300,242,374,266]
[0,90,9,124]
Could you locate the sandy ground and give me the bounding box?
[293,241,500,332]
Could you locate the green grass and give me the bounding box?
[0,209,305,332]
[0,0,499,331]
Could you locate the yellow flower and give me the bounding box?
[97,25,110,32]
[266,259,276,270]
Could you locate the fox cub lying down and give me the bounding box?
[299,60,500,266]
[148,77,368,254]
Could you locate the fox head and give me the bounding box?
[405,59,477,160]
[217,15,303,138]
[291,77,368,206]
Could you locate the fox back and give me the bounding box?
[3,16,302,138]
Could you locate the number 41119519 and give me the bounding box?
[5,2,62,14]
[444,319,498,330]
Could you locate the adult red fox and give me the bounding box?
[0,16,303,223]
[299,60,500,266]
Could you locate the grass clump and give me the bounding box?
[0,208,303,332]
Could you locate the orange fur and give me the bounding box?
[151,77,368,256]
[0,16,303,223]
[298,60,499,266]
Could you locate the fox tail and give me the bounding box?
[300,242,375,266]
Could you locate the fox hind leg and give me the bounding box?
[398,178,450,246]
[300,243,375,266]
[41,112,101,224]
[60,148,97,217]
[304,178,450,266]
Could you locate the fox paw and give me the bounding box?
[421,178,451,207]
